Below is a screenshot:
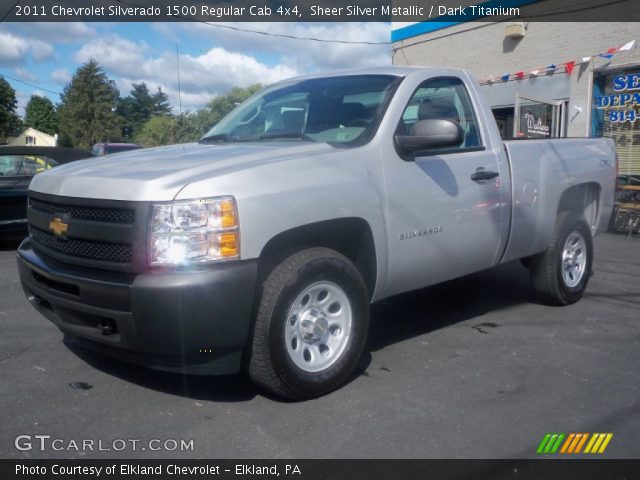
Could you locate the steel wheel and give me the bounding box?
[285,281,352,373]
[249,247,369,400]
[529,212,593,306]
[561,232,587,288]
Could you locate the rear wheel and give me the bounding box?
[249,248,369,400]
[529,212,593,305]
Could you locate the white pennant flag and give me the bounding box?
[581,56,592,63]
[529,69,540,76]
[619,40,636,51]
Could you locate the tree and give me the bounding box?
[24,95,58,135]
[192,84,263,137]
[135,113,199,147]
[134,84,264,147]
[117,82,172,139]
[0,76,21,140]
[152,87,171,116]
[57,59,121,150]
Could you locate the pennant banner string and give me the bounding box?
[479,38,637,85]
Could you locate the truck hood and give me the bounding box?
[29,142,337,201]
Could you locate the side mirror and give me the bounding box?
[395,119,464,155]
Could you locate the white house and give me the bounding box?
[6,127,58,147]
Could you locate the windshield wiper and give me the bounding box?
[199,133,233,143]
[258,132,314,141]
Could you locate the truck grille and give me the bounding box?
[29,198,135,224]
[30,227,133,263]
[27,193,149,272]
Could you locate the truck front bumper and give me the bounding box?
[17,238,258,375]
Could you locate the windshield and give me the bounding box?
[201,75,399,146]
[0,155,58,177]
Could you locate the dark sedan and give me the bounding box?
[0,146,90,237]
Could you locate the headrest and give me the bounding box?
[282,110,305,128]
[417,98,459,121]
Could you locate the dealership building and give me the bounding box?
[391,20,640,190]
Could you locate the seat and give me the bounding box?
[412,97,479,147]
[412,98,460,130]
[281,110,305,133]
[339,102,367,126]
[306,101,367,133]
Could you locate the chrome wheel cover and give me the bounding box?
[284,281,352,373]
[561,231,587,288]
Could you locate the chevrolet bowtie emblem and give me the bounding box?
[49,217,69,237]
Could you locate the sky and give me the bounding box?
[0,22,392,116]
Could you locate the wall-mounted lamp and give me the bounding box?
[505,22,526,40]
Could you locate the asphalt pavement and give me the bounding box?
[1,232,639,459]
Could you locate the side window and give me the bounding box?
[399,77,482,150]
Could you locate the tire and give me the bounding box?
[248,247,369,400]
[529,211,593,306]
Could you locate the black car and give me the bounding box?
[0,146,90,237]
[91,142,142,156]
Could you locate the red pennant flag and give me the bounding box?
[515,71,525,79]
[607,47,618,54]
[565,61,575,75]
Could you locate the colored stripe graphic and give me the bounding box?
[584,433,613,454]
[537,433,565,454]
[561,433,588,453]
[538,433,613,454]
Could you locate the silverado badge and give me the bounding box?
[49,217,69,237]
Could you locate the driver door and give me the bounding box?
[382,76,508,296]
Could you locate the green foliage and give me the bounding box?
[55,66,262,149]
[0,76,21,140]
[24,95,58,135]
[193,84,263,137]
[117,83,172,140]
[57,59,121,150]
[135,84,264,147]
[135,113,200,147]
[152,87,172,116]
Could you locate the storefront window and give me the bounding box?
[592,69,640,185]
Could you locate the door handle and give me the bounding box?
[471,168,500,181]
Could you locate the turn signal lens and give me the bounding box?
[218,199,238,229]
[211,232,239,258]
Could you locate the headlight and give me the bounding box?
[149,196,239,266]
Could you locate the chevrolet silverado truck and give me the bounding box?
[17,67,616,399]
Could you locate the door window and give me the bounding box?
[398,77,482,150]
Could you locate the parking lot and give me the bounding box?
[1,232,639,459]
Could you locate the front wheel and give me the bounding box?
[529,212,594,305]
[248,248,369,400]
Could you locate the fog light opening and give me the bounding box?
[99,320,118,336]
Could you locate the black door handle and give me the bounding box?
[471,169,500,181]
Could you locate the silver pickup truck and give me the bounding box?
[17,67,616,399]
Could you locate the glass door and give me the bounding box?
[514,94,562,138]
